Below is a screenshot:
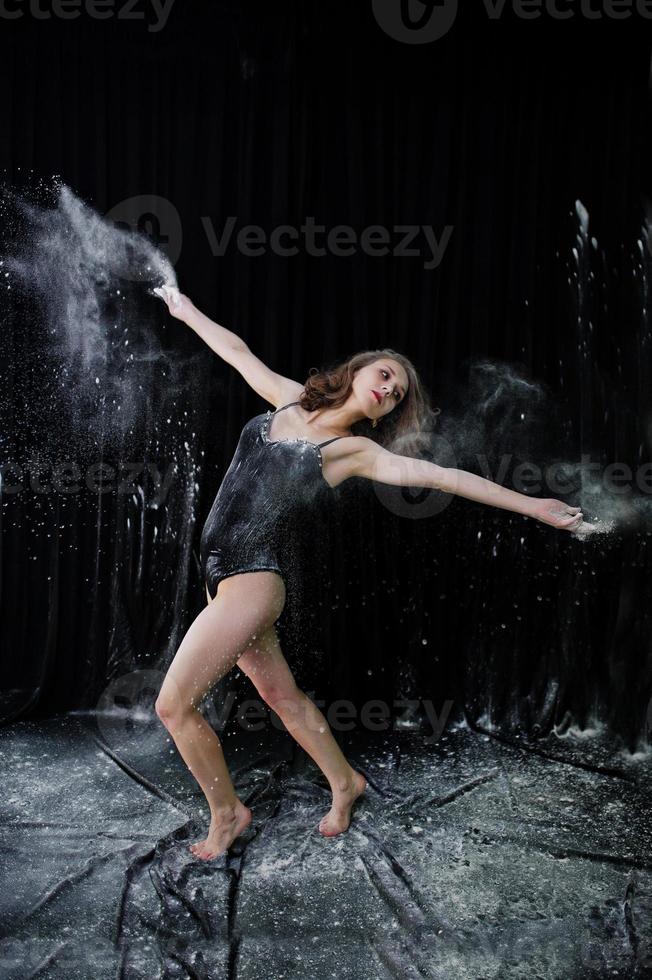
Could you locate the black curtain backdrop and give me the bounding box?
[1,1,652,745]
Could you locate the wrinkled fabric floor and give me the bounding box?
[0,711,651,980]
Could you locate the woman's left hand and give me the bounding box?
[532,499,584,532]
[153,285,195,323]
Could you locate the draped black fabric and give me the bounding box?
[1,1,652,748]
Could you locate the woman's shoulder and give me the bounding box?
[338,434,374,450]
[273,380,306,408]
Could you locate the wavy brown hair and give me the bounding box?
[299,348,440,457]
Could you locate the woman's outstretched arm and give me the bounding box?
[348,438,583,532]
[154,286,302,407]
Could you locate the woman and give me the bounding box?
[153,285,584,861]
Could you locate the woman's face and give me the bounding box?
[352,358,409,421]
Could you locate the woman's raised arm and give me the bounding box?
[154,286,301,408]
[348,438,584,532]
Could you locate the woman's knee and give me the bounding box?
[257,678,302,712]
[155,680,198,728]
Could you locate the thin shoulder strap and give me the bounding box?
[275,401,300,414]
[317,435,352,448]
[275,402,352,447]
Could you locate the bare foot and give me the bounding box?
[189,801,253,860]
[318,770,367,838]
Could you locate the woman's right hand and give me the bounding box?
[154,285,195,323]
[531,498,584,532]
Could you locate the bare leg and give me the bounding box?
[156,571,286,859]
[238,626,367,837]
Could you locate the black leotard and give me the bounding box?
[199,401,347,601]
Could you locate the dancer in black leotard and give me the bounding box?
[200,401,347,601]
[153,286,584,861]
